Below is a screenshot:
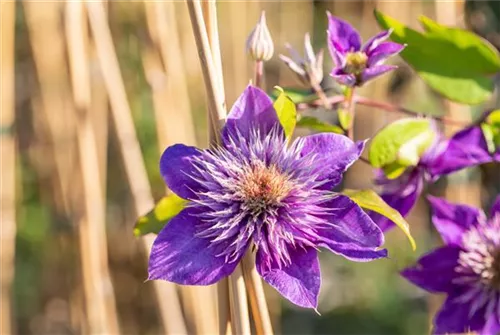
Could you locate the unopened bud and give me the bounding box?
[246,11,274,62]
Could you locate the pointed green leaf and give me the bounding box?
[296,116,344,134]
[343,189,416,250]
[273,86,297,139]
[134,194,187,237]
[368,118,436,170]
[382,161,408,180]
[374,10,500,104]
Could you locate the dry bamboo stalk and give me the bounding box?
[23,1,76,216]
[65,2,120,334]
[0,2,16,334]
[186,2,253,335]
[143,3,219,334]
[228,265,252,335]
[241,253,273,335]
[86,2,188,334]
[148,1,197,146]
[200,2,232,334]
[186,0,227,132]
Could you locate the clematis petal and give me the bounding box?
[256,247,320,309]
[299,133,365,189]
[372,168,423,231]
[362,30,392,53]
[327,12,362,53]
[482,313,500,335]
[160,144,204,200]
[367,42,405,67]
[429,126,494,176]
[491,195,500,218]
[223,85,282,141]
[148,208,246,285]
[318,195,387,262]
[427,195,486,246]
[361,65,397,84]
[401,246,462,294]
[433,293,487,335]
[330,71,357,87]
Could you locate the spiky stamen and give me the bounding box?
[455,215,500,316]
[185,126,337,269]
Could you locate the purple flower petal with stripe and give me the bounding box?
[150,85,385,309]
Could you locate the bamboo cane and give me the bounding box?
[0,1,17,334]
[65,2,120,334]
[86,2,188,334]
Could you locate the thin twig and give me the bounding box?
[65,2,120,333]
[354,96,470,127]
[86,2,188,334]
[241,252,274,335]
[0,1,16,334]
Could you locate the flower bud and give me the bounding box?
[246,11,274,62]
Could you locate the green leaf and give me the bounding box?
[368,118,436,170]
[382,161,408,180]
[270,87,318,104]
[337,109,352,131]
[296,116,344,134]
[134,194,187,237]
[374,10,500,104]
[343,189,416,251]
[273,87,297,139]
[483,110,500,151]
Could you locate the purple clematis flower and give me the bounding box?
[148,85,386,309]
[327,12,405,87]
[402,195,500,335]
[373,124,495,231]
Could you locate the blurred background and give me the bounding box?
[2,1,500,334]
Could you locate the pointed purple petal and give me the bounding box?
[491,195,500,218]
[223,85,282,141]
[360,65,397,84]
[256,247,320,309]
[148,208,245,285]
[367,42,405,66]
[299,134,365,189]
[481,314,500,335]
[328,41,347,68]
[371,169,423,231]
[160,144,204,200]
[327,12,362,52]
[362,30,391,53]
[428,195,486,246]
[429,126,494,176]
[433,293,487,335]
[330,71,357,86]
[401,246,461,294]
[318,195,387,262]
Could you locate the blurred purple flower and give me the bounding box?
[280,33,324,86]
[373,124,495,231]
[402,195,500,335]
[148,85,386,309]
[327,12,405,87]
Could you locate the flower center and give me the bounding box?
[457,217,500,290]
[344,51,368,75]
[239,161,292,217]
